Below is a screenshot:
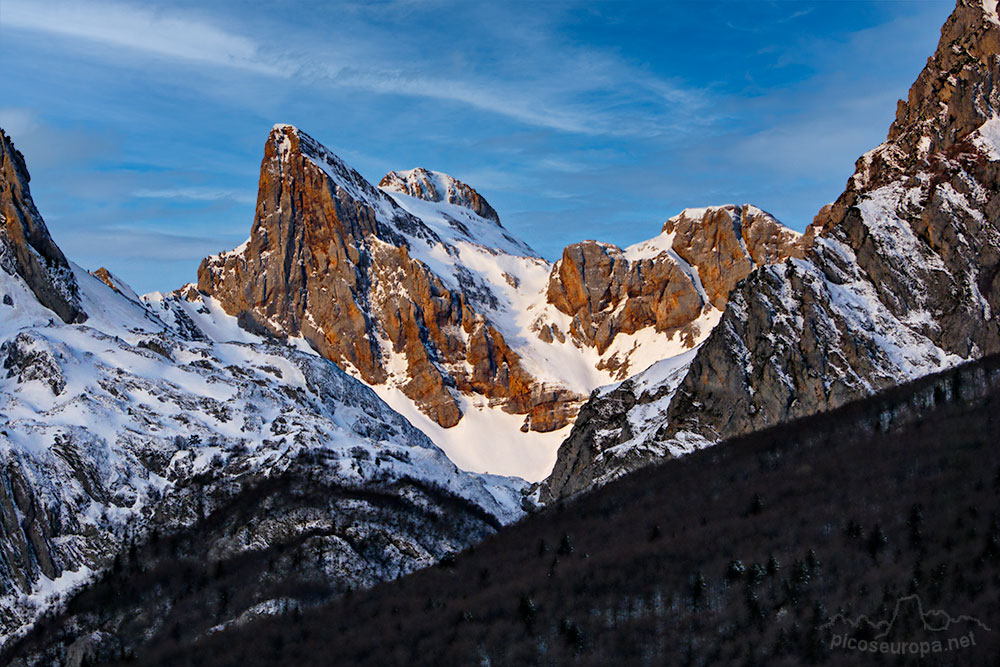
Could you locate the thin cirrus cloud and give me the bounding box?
[1,0,279,74]
[61,226,237,261]
[329,67,709,138]
[1,0,706,138]
[133,187,256,206]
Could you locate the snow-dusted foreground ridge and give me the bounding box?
[0,129,526,643]
[538,0,1000,502]
[0,264,525,642]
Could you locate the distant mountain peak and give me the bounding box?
[199,125,589,448]
[380,167,501,224]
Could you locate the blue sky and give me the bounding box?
[1,0,953,294]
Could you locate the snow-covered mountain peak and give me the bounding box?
[199,126,580,467]
[380,167,501,224]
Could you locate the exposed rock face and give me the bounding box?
[538,0,1000,503]
[0,130,85,324]
[537,352,695,502]
[90,268,120,294]
[379,167,500,224]
[198,125,580,432]
[664,205,808,309]
[541,205,806,376]
[2,332,67,395]
[545,241,703,354]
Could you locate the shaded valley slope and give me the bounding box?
[11,351,1000,666]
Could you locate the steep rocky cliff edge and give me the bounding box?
[538,0,1000,502]
[0,130,85,325]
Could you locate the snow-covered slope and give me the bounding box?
[380,167,502,223]
[0,264,526,643]
[371,190,734,478]
[382,187,731,397]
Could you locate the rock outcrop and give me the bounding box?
[537,0,1000,503]
[543,205,807,372]
[379,167,500,223]
[545,241,704,354]
[90,268,121,294]
[0,130,85,324]
[664,205,808,308]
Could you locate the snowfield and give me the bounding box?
[0,261,526,644]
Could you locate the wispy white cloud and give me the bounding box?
[332,70,602,135]
[62,226,235,261]
[2,0,281,74]
[0,107,112,173]
[1,0,709,138]
[134,187,256,205]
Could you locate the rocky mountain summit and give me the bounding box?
[197,125,574,439]
[542,205,806,371]
[538,0,1000,502]
[379,167,501,224]
[196,125,801,478]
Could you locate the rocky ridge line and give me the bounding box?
[537,0,1000,502]
[379,167,501,224]
[540,204,807,374]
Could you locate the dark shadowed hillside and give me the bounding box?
[11,353,1000,666]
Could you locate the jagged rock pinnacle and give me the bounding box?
[0,129,86,324]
